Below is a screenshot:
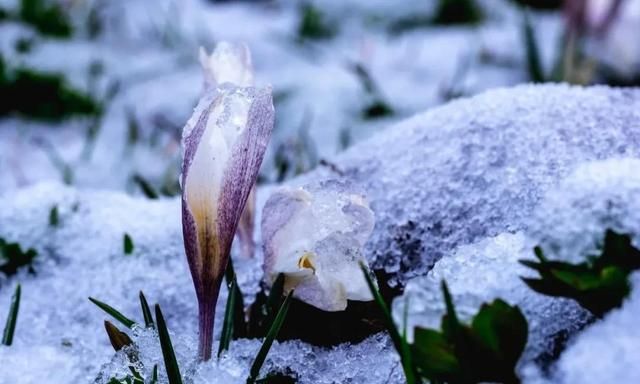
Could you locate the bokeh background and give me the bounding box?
[1,0,638,194]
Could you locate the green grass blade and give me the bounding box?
[139,291,155,329]
[155,304,183,384]
[266,274,285,319]
[224,258,247,338]
[149,364,158,384]
[2,284,21,346]
[89,297,136,329]
[124,233,134,255]
[523,9,545,82]
[360,262,416,384]
[218,278,238,358]
[49,205,59,227]
[246,291,294,384]
[132,174,159,199]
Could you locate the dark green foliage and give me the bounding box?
[432,0,483,25]
[248,274,285,338]
[18,0,73,38]
[297,3,335,40]
[2,284,21,346]
[218,278,239,357]
[155,304,183,384]
[0,237,37,277]
[89,297,136,329]
[49,205,59,227]
[362,100,394,120]
[509,0,562,10]
[255,370,298,384]
[247,291,294,384]
[123,234,134,255]
[225,258,247,338]
[0,55,101,121]
[360,263,417,384]
[520,230,640,318]
[132,175,160,199]
[350,63,395,120]
[139,291,155,329]
[150,365,158,384]
[411,282,527,384]
[14,37,35,54]
[522,10,545,83]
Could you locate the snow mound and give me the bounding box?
[528,157,640,264]
[551,273,640,384]
[0,182,399,384]
[295,84,640,284]
[392,232,590,369]
[96,329,401,384]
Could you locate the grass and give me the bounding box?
[2,284,21,346]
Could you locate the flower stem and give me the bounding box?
[198,296,217,361]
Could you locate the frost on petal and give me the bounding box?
[262,180,375,311]
[181,85,274,296]
[199,42,254,88]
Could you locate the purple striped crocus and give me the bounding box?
[181,42,274,360]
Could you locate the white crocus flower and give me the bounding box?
[182,41,274,360]
[262,180,375,312]
[199,42,254,88]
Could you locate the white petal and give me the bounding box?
[262,181,375,312]
[200,42,254,88]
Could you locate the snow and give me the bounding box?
[549,273,640,384]
[528,157,640,264]
[0,0,562,192]
[0,182,399,384]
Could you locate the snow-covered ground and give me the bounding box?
[2,1,640,383]
[0,0,564,192]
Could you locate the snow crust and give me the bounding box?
[551,273,640,384]
[528,157,640,264]
[392,233,589,369]
[296,84,640,284]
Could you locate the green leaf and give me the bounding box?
[2,284,21,346]
[297,3,335,40]
[155,304,183,384]
[0,238,37,277]
[89,297,136,329]
[123,234,134,255]
[149,365,158,384]
[49,205,59,227]
[521,230,640,317]
[224,258,247,339]
[360,262,417,384]
[411,327,460,378]
[433,0,483,25]
[132,175,159,200]
[218,278,238,358]
[523,9,545,83]
[139,291,155,329]
[471,299,528,370]
[247,291,294,384]
[104,320,133,351]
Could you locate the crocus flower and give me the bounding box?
[261,180,375,311]
[182,42,274,360]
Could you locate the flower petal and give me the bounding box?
[199,42,254,88]
[262,180,375,311]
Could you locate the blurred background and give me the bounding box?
[0,0,638,195]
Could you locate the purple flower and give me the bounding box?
[181,42,274,360]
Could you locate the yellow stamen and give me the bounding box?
[298,252,316,274]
